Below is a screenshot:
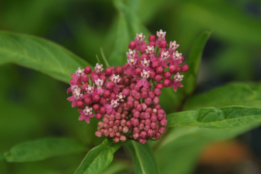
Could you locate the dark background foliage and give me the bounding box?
[0,0,261,173]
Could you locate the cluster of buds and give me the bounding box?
[67,30,189,144]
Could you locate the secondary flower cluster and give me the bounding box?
[67,30,189,144]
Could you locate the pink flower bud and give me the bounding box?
[106,81,115,90]
[153,96,160,104]
[181,64,189,72]
[103,90,111,98]
[93,104,100,111]
[139,139,147,144]
[84,97,92,105]
[152,61,160,68]
[76,101,84,108]
[113,137,120,143]
[140,131,147,139]
[105,67,112,76]
[126,121,132,128]
[132,118,139,127]
[153,88,161,96]
[163,79,171,87]
[155,74,162,82]
[120,135,127,142]
[151,122,157,129]
[156,66,164,74]
[164,71,171,79]
[81,74,89,83]
[159,127,166,134]
[160,119,168,126]
[95,131,102,137]
[122,88,130,96]
[110,93,116,100]
[129,41,136,49]
[84,66,91,74]
[95,113,102,119]
[115,66,123,75]
[93,94,100,102]
[169,65,177,74]
[123,126,129,133]
[159,39,167,48]
[134,111,140,118]
[147,129,154,137]
[140,44,147,53]
[145,97,152,105]
[149,35,156,42]
[135,68,142,76]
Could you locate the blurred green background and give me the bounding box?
[0,0,261,173]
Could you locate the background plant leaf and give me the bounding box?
[183,30,212,95]
[184,82,261,110]
[74,139,122,174]
[167,106,261,129]
[126,140,160,174]
[0,31,91,83]
[3,138,87,162]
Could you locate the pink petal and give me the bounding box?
[106,108,112,114]
[71,73,77,78]
[85,117,90,123]
[67,96,75,101]
[78,110,84,114]
[67,88,72,94]
[177,83,183,88]
[78,115,85,121]
[136,79,144,88]
[72,100,77,107]
[173,83,177,91]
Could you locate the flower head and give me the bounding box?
[95,63,103,73]
[136,33,145,42]
[157,29,166,40]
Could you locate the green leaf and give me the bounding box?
[183,30,212,95]
[3,138,87,162]
[184,83,261,110]
[75,139,122,174]
[126,141,160,174]
[0,31,91,83]
[156,123,260,174]
[109,0,150,66]
[108,14,130,66]
[180,0,261,45]
[167,106,261,129]
[101,161,130,174]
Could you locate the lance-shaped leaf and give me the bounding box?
[183,30,212,95]
[0,31,91,83]
[75,139,122,174]
[184,82,261,110]
[3,138,87,162]
[167,106,261,129]
[126,141,160,174]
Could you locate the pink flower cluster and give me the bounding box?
[67,30,189,144]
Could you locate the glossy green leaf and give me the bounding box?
[126,141,160,174]
[0,31,91,83]
[75,139,122,174]
[156,122,260,174]
[183,30,212,95]
[184,83,261,110]
[3,138,87,162]
[167,106,261,129]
